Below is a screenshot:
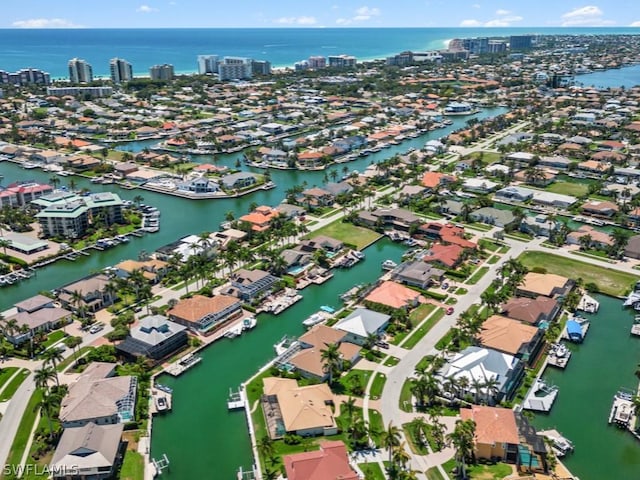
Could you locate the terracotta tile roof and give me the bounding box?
[501,296,558,324]
[423,243,464,268]
[284,441,359,480]
[478,315,538,355]
[167,294,239,323]
[364,280,426,309]
[519,272,570,297]
[461,405,519,445]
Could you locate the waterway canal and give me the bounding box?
[149,238,407,479]
[533,294,640,480]
[0,107,505,309]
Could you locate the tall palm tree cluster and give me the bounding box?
[446,419,476,480]
[381,421,417,480]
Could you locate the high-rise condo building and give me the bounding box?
[308,56,327,69]
[0,69,51,86]
[218,57,252,81]
[149,64,175,81]
[110,58,133,83]
[68,58,93,83]
[328,55,357,68]
[510,35,534,51]
[197,55,220,75]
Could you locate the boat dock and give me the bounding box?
[151,388,173,415]
[577,293,599,313]
[547,343,572,369]
[258,288,302,315]
[522,379,559,412]
[538,429,574,458]
[608,390,636,428]
[631,315,640,336]
[165,353,202,376]
[562,317,590,343]
[227,387,246,410]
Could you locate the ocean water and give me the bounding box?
[1,27,639,78]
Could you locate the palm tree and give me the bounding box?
[0,239,10,255]
[392,442,411,469]
[35,393,59,439]
[447,419,476,480]
[132,195,144,207]
[410,417,430,450]
[41,348,64,386]
[70,290,85,319]
[380,421,402,463]
[257,435,275,465]
[342,396,357,425]
[34,366,57,393]
[320,342,342,385]
[64,336,83,365]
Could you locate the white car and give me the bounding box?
[89,324,104,334]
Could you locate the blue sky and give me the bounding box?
[4,1,640,28]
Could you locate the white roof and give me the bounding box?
[334,307,390,338]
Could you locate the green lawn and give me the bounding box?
[359,462,386,480]
[304,221,381,250]
[337,369,373,397]
[409,304,436,324]
[518,251,637,296]
[0,367,18,392]
[383,356,400,367]
[426,466,447,480]
[402,308,445,349]
[403,422,430,455]
[368,409,384,446]
[369,373,386,400]
[455,287,468,295]
[3,389,43,479]
[399,379,414,412]
[545,181,589,197]
[120,450,145,480]
[487,255,500,264]
[478,239,501,252]
[0,369,30,402]
[467,266,489,285]
[56,346,93,372]
[41,330,67,349]
[467,462,514,479]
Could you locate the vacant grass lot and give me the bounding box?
[545,181,589,197]
[304,221,381,250]
[518,251,637,296]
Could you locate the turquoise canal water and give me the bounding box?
[534,294,640,480]
[150,238,407,478]
[0,107,505,310]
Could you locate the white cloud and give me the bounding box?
[275,16,317,25]
[11,18,82,28]
[337,6,380,24]
[472,4,481,8]
[496,9,511,15]
[137,5,158,13]
[485,15,523,27]
[631,20,640,27]
[561,5,613,26]
[460,19,482,27]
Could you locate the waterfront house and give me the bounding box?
[462,178,499,194]
[392,260,444,289]
[567,225,613,249]
[3,294,72,345]
[478,315,545,366]
[520,215,557,238]
[421,172,456,191]
[624,235,640,259]
[460,406,519,463]
[364,281,426,310]
[333,307,390,345]
[239,205,279,232]
[6,181,53,205]
[516,273,574,299]
[299,187,335,208]
[49,422,124,480]
[58,274,115,313]
[60,363,137,428]
[437,346,524,403]
[178,177,219,194]
[283,441,358,480]
[422,243,465,269]
[167,294,243,334]
[297,235,343,254]
[221,171,258,190]
[229,268,279,302]
[469,207,518,229]
[581,199,619,218]
[262,377,337,438]
[115,315,188,363]
[494,186,533,203]
[114,258,168,284]
[288,325,360,381]
[500,296,560,325]
[356,207,421,231]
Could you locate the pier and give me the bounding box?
[608,390,636,428]
[522,379,559,412]
[164,352,202,376]
[227,387,245,411]
[631,315,640,336]
[577,293,599,313]
[547,343,572,369]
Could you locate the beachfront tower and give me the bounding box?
[218,57,252,81]
[197,55,220,75]
[68,58,93,83]
[110,58,133,84]
[150,64,175,81]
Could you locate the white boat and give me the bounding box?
[303,312,325,328]
[352,250,365,260]
[242,316,257,331]
[381,259,398,270]
[554,343,568,358]
[155,396,169,412]
[224,324,243,338]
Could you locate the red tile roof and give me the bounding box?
[284,441,359,480]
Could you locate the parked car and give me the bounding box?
[446,307,455,315]
[89,324,104,334]
[376,340,390,349]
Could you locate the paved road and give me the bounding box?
[0,374,35,470]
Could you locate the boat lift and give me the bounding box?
[152,453,170,475]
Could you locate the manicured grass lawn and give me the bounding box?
[403,422,430,455]
[399,378,414,412]
[504,231,532,241]
[478,239,501,252]
[41,330,67,349]
[467,266,489,285]
[402,309,445,350]
[304,221,381,250]
[518,251,637,296]
[409,304,436,324]
[120,450,145,480]
[455,287,468,295]
[0,369,30,402]
[368,409,384,446]
[359,461,385,480]
[487,255,500,264]
[426,466,447,480]
[337,369,372,397]
[0,367,18,392]
[3,389,43,478]
[383,356,400,367]
[56,346,93,372]
[545,181,589,197]
[369,373,386,399]
[464,222,492,232]
[467,462,514,479]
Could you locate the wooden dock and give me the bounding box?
[165,353,202,376]
[547,343,571,369]
[227,387,245,410]
[608,390,636,428]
